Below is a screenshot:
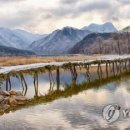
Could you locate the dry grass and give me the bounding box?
[0,55,100,67]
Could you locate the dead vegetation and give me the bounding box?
[0,55,99,67]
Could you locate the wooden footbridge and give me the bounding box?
[0,56,130,114]
[0,56,130,97]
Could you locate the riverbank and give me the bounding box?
[0,70,130,116]
[0,55,95,67]
[0,88,27,114]
[0,54,130,67]
[0,54,130,74]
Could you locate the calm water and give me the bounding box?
[0,70,130,130]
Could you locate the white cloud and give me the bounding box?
[0,0,129,33]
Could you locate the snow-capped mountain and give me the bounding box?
[0,28,25,49]
[29,27,91,55]
[82,22,117,33]
[13,29,43,48]
[0,28,43,49]
[122,26,130,32]
[0,22,120,56]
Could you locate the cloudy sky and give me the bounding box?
[0,0,130,34]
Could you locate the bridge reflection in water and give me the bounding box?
[0,58,130,109]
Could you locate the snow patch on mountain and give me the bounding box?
[0,28,44,49]
[82,22,117,33]
[29,27,91,55]
[13,29,43,47]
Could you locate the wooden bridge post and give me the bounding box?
[99,64,103,78]
[48,69,55,92]
[112,62,115,76]
[106,62,109,78]
[115,61,119,75]
[20,73,28,96]
[128,59,130,69]
[85,64,91,82]
[118,61,121,74]
[6,79,8,91]
[119,60,122,73]
[6,76,11,91]
[56,67,60,91]
[70,66,77,81]
[97,62,103,79]
[34,73,39,97]
[121,61,125,71]
[109,62,112,74]
[124,60,128,71]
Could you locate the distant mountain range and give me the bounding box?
[29,27,91,55]
[0,45,35,56]
[0,28,43,49]
[29,22,118,55]
[0,22,130,55]
[69,33,111,54]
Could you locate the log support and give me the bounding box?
[70,65,77,82]
[106,62,109,78]
[34,73,38,97]
[20,74,28,96]
[6,77,11,91]
[97,63,103,79]
[85,64,91,82]
[56,67,60,91]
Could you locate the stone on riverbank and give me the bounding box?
[16,91,23,96]
[9,97,18,106]
[2,104,10,111]
[3,91,10,96]
[0,88,10,96]
[0,88,28,113]
[13,96,27,102]
[9,90,17,95]
[0,95,4,103]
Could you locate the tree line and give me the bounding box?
[86,32,130,54]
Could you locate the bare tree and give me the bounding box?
[113,33,121,55]
[127,32,130,54]
[97,37,103,54]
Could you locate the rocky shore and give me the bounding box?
[0,87,28,113]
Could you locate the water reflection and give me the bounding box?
[0,69,130,129]
[1,77,130,129]
[0,69,88,98]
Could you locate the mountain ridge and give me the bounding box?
[0,28,44,50]
[0,45,35,56]
[69,33,112,54]
[82,22,117,33]
[0,22,129,56]
[29,26,91,55]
